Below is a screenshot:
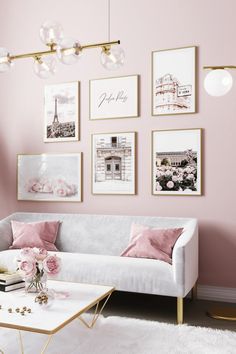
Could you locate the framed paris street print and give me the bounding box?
[152,129,202,196]
[17,153,82,202]
[152,46,196,116]
[92,132,136,194]
[44,81,80,142]
[90,75,139,120]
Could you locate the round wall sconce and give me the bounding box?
[203,66,236,97]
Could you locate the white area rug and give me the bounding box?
[0,315,236,354]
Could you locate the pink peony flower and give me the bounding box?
[156,182,162,191]
[187,173,194,180]
[172,175,179,182]
[184,167,192,174]
[54,186,67,197]
[33,248,48,261]
[20,247,35,258]
[18,257,37,279]
[167,181,174,189]
[53,180,77,197]
[165,170,173,176]
[42,182,53,193]
[43,255,61,275]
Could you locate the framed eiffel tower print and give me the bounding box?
[44,81,80,142]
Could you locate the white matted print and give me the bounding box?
[152,129,202,195]
[18,153,82,202]
[92,132,136,194]
[90,75,139,120]
[44,82,79,142]
[152,46,196,115]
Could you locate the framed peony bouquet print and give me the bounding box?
[152,129,202,195]
[17,153,82,202]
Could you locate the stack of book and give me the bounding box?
[0,272,25,292]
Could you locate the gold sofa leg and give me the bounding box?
[191,282,197,300]
[177,297,183,324]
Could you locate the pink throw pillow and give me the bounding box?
[10,220,60,251]
[121,224,184,264]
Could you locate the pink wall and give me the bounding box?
[0,0,236,288]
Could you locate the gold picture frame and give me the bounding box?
[89,75,139,120]
[44,81,80,142]
[152,128,202,196]
[91,132,137,195]
[17,153,83,202]
[152,46,197,116]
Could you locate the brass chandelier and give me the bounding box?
[0,20,124,78]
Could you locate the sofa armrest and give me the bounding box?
[172,219,198,297]
[0,216,13,251]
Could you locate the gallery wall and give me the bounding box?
[0,0,236,288]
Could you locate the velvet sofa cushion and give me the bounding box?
[9,220,60,251]
[121,223,184,264]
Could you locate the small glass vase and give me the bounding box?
[25,273,47,293]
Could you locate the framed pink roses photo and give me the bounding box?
[17,153,82,202]
[152,128,202,196]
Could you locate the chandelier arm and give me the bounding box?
[81,40,120,50]
[9,40,120,61]
[203,65,236,70]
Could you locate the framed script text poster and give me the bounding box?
[152,46,196,116]
[89,75,139,120]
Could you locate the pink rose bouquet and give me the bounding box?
[17,247,61,292]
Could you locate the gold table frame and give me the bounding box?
[1,288,114,354]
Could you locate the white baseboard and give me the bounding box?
[196,285,236,303]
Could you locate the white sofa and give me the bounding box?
[0,212,198,324]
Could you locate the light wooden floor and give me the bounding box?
[103,291,236,331]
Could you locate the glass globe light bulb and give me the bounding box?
[39,21,64,45]
[101,45,125,70]
[34,56,57,79]
[204,69,233,97]
[56,38,82,65]
[0,47,12,73]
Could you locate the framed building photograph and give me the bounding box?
[17,153,82,202]
[44,81,79,142]
[152,46,196,116]
[152,129,202,195]
[90,75,139,120]
[92,132,136,194]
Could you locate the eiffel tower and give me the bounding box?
[50,98,61,137]
[53,98,59,123]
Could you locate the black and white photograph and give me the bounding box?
[92,132,136,194]
[17,153,82,202]
[44,82,79,142]
[152,129,202,195]
[90,75,139,120]
[152,46,196,116]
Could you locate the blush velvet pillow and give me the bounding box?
[9,220,60,251]
[121,223,184,264]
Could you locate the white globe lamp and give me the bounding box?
[204,69,233,97]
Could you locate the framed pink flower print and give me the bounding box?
[17,153,82,202]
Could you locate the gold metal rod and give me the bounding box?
[9,40,120,61]
[203,65,236,70]
[40,334,53,354]
[81,40,120,50]
[11,50,56,60]
[18,331,24,354]
[177,297,183,325]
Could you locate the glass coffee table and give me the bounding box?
[0,280,115,354]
